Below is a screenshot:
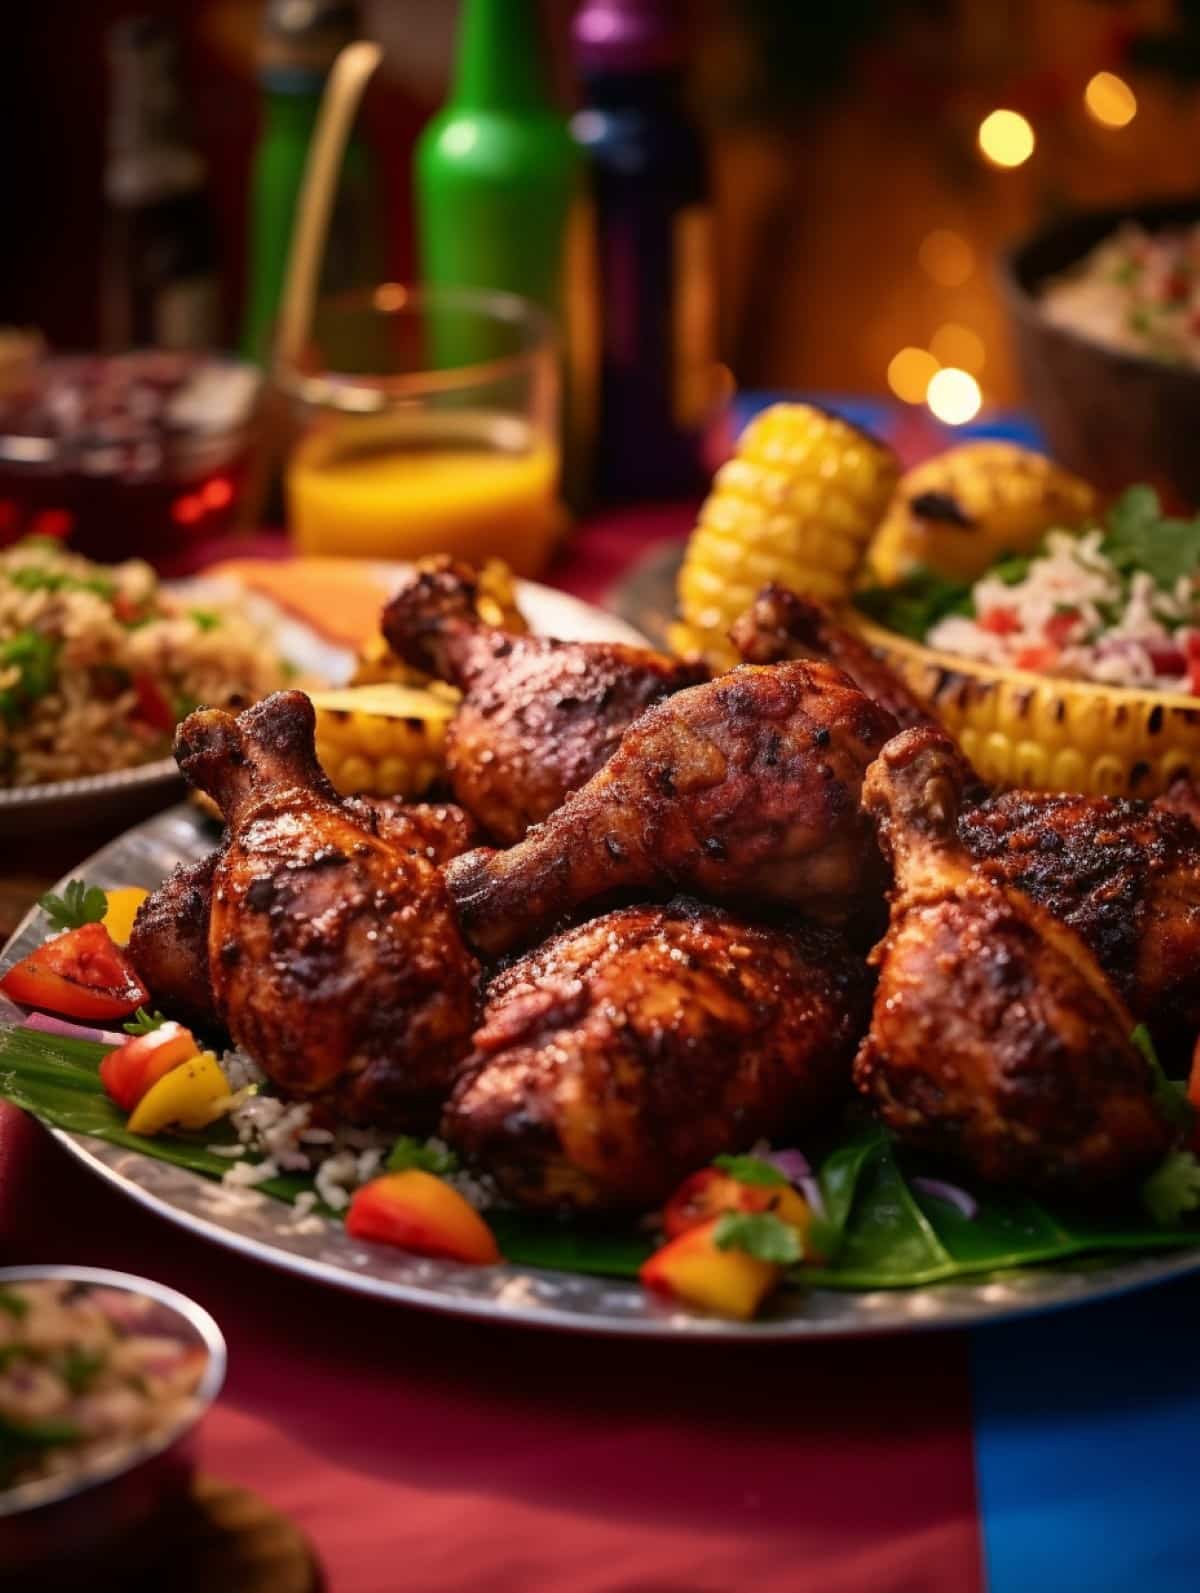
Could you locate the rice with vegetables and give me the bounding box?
[0,537,291,787]
[0,1278,206,1491]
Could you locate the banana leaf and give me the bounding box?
[2,1024,1199,1289]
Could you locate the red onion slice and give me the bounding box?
[912,1175,978,1220]
[21,1012,124,1048]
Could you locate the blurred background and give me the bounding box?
[6,0,1200,406]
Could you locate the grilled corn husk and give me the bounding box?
[311,683,459,798]
[866,443,1095,587]
[351,557,528,688]
[672,404,899,668]
[855,616,1200,798]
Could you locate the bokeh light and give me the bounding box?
[887,347,940,404]
[918,229,975,287]
[977,109,1035,168]
[929,323,986,374]
[1084,71,1137,129]
[926,367,982,425]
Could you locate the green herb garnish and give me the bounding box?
[59,1347,107,1394]
[123,1007,168,1037]
[1142,1149,1200,1227]
[1101,485,1200,591]
[0,630,59,724]
[854,566,975,643]
[38,879,107,933]
[188,609,221,632]
[713,1210,802,1265]
[0,1286,29,1320]
[8,566,115,599]
[712,1153,787,1188]
[1131,1024,1194,1135]
[386,1135,460,1176]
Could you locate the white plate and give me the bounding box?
[0,566,646,835]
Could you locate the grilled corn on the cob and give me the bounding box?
[855,616,1200,798]
[310,684,459,799]
[866,443,1095,587]
[672,404,899,668]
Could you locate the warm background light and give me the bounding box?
[929,322,986,373]
[887,346,940,404]
[926,366,982,424]
[1084,71,1137,128]
[917,228,975,288]
[977,108,1036,168]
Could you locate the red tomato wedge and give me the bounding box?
[99,1022,199,1112]
[1,923,149,1021]
[132,672,175,733]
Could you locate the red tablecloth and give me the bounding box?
[1,502,984,1592]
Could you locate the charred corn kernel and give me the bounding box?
[309,684,459,799]
[674,404,899,669]
[102,887,149,947]
[856,616,1200,798]
[126,1050,230,1136]
[867,443,1095,586]
[350,634,431,689]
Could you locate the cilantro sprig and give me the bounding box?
[123,1007,168,1037]
[386,1136,460,1177]
[1100,485,1200,590]
[1131,1024,1194,1137]
[1142,1150,1200,1227]
[712,1211,802,1265]
[38,879,107,933]
[712,1153,787,1188]
[0,631,59,725]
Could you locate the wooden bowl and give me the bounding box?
[1002,198,1200,509]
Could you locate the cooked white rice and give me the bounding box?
[211,1048,496,1215]
[927,528,1200,693]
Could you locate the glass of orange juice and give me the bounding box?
[279,284,563,577]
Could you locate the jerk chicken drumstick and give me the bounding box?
[443,898,869,1212]
[381,557,707,844]
[172,691,479,1127]
[446,660,898,958]
[855,727,1174,1193]
[128,798,477,1035]
[734,586,1200,1052]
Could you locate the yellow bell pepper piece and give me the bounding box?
[126,1051,232,1136]
[102,887,149,948]
[640,1217,782,1320]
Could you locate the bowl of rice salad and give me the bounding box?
[0,537,293,831]
[0,1266,225,1584]
[853,485,1200,799]
[1004,198,1200,506]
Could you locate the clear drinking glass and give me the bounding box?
[277,283,563,576]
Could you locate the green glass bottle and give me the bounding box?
[240,0,378,363]
[415,0,579,324]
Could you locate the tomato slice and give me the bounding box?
[132,672,175,734]
[979,606,1020,637]
[662,1169,771,1238]
[1,923,149,1020]
[99,1022,199,1112]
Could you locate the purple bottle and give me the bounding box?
[571,0,716,501]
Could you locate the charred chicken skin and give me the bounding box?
[126,799,477,1035]
[446,660,898,958]
[381,557,706,843]
[855,727,1173,1193]
[730,585,937,734]
[172,691,479,1127]
[126,853,218,1033]
[443,898,869,1212]
[961,790,1200,1051]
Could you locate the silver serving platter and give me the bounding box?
[7,800,1200,1338]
